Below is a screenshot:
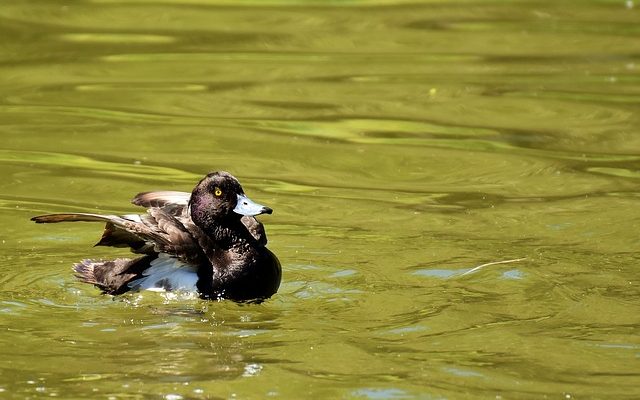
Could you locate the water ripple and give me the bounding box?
[0,149,198,183]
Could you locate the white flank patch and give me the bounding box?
[128,253,198,292]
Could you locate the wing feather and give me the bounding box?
[31,211,207,264]
[131,191,190,208]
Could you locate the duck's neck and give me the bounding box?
[207,218,252,249]
[192,215,255,297]
[190,202,242,245]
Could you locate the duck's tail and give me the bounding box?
[73,256,154,295]
[73,259,102,286]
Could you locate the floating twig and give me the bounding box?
[460,257,527,277]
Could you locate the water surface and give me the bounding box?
[1,1,639,399]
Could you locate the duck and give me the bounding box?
[31,171,281,302]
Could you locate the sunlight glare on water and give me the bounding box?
[1,0,640,399]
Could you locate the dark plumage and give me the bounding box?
[31,171,281,302]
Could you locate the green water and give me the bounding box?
[2,1,640,398]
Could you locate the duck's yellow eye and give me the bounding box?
[214,187,222,197]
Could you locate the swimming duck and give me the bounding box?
[31,171,281,302]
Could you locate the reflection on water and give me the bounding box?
[1,0,640,399]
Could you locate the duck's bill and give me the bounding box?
[234,194,273,216]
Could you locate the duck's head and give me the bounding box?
[189,171,272,229]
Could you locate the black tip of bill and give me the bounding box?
[234,194,273,216]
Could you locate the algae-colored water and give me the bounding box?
[1,1,639,399]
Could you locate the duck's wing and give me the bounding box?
[131,191,191,217]
[31,210,209,265]
[32,213,153,254]
[131,191,190,208]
